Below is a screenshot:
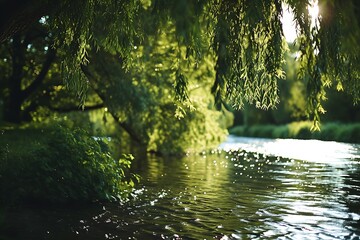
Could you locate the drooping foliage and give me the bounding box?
[210,0,285,111]
[287,0,360,128]
[82,21,229,154]
[232,44,359,127]
[1,0,359,126]
[48,0,141,105]
[0,4,229,155]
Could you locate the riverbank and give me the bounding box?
[0,124,136,204]
[229,121,360,144]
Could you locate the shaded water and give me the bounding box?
[2,136,360,239]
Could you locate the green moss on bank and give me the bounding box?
[229,121,360,144]
[0,124,137,204]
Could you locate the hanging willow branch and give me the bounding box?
[3,0,358,125]
[210,0,285,110]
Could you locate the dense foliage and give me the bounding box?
[2,0,359,126]
[0,0,359,203]
[233,45,360,127]
[0,125,137,203]
[0,16,230,155]
[43,1,360,123]
[82,23,229,154]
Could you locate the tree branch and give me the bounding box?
[48,103,105,113]
[22,47,56,101]
[81,64,144,145]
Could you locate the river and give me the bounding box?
[2,136,360,239]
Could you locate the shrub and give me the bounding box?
[248,125,261,137]
[296,126,312,139]
[229,126,246,136]
[336,124,360,143]
[319,122,340,141]
[351,124,360,144]
[229,121,360,144]
[0,124,137,204]
[287,121,312,138]
[272,125,289,138]
[259,125,275,138]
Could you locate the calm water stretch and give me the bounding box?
[2,136,360,239]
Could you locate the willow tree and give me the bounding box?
[1,0,359,128]
[81,18,229,154]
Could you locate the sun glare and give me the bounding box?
[282,0,319,42]
[308,0,319,27]
[281,6,297,43]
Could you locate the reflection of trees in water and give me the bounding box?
[343,164,360,235]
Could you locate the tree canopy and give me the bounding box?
[1,0,360,128]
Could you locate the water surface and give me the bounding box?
[2,136,360,239]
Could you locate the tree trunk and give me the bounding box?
[3,35,24,123]
[3,28,56,123]
[81,64,150,147]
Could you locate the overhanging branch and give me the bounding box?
[48,103,105,113]
[81,64,144,145]
[22,48,56,101]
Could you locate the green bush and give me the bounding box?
[318,123,339,141]
[249,125,262,137]
[351,124,360,143]
[229,121,360,144]
[0,125,137,204]
[259,125,275,138]
[337,124,360,143]
[229,126,247,136]
[287,121,312,138]
[272,125,289,138]
[295,124,312,139]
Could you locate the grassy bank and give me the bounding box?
[229,121,360,144]
[0,124,137,204]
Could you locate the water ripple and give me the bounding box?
[3,137,360,239]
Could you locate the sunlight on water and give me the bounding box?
[3,136,360,239]
[220,135,360,164]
